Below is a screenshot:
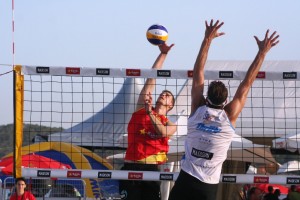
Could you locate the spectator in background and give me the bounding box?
[287,185,300,200]
[273,189,280,200]
[264,185,276,200]
[10,177,36,200]
[247,187,263,200]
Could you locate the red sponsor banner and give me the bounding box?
[67,171,82,178]
[126,69,141,76]
[164,168,170,172]
[256,71,266,79]
[128,172,143,180]
[254,176,269,183]
[187,70,193,78]
[66,67,80,75]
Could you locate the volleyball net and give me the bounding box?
[13,64,300,185]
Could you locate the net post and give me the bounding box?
[13,65,24,178]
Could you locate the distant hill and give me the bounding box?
[0,124,63,158]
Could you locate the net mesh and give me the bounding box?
[16,65,300,184]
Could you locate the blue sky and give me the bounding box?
[0,0,300,125]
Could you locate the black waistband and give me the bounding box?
[122,163,159,171]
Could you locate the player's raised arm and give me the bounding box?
[225,30,279,127]
[136,42,174,111]
[191,19,225,115]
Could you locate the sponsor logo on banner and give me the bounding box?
[66,67,80,75]
[67,171,82,178]
[283,72,297,79]
[96,68,110,75]
[126,69,141,76]
[219,71,233,78]
[287,177,300,184]
[191,147,213,160]
[157,70,171,77]
[160,173,174,181]
[128,172,143,180]
[256,71,266,79]
[187,70,193,77]
[254,176,269,183]
[36,67,50,73]
[98,172,112,178]
[37,170,51,177]
[222,176,237,183]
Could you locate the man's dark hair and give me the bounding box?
[207,81,228,106]
[15,177,26,184]
[274,189,280,196]
[268,185,274,193]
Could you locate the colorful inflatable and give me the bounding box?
[1,142,119,198]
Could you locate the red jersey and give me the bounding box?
[10,191,36,200]
[125,108,169,164]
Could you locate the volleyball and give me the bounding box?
[146,24,168,45]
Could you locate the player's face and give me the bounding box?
[157,91,173,108]
[16,180,26,192]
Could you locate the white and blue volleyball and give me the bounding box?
[146,24,168,45]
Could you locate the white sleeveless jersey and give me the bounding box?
[181,105,235,184]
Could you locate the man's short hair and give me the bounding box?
[207,81,228,106]
[268,185,274,192]
[15,177,26,184]
[161,90,175,111]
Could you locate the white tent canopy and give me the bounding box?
[277,160,300,174]
[272,133,300,152]
[48,78,142,147]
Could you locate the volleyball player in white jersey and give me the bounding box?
[168,19,279,200]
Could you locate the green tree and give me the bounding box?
[0,124,63,158]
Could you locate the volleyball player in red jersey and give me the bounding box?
[119,42,177,200]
